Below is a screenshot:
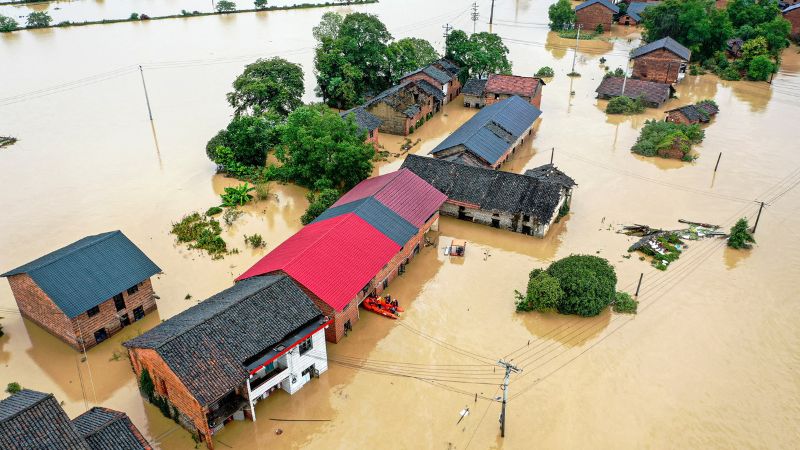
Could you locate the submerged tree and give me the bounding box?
[515,269,563,312]
[445,30,511,81]
[548,0,575,31]
[206,111,282,167]
[215,0,236,13]
[641,0,732,60]
[26,11,52,28]
[0,14,18,32]
[727,218,755,249]
[387,37,440,83]
[301,188,341,225]
[227,57,305,117]
[546,255,617,317]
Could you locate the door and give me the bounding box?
[120,314,131,327]
[94,328,108,344]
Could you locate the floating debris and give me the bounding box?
[0,136,18,148]
[623,220,726,270]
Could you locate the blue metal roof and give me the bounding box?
[313,197,417,247]
[626,1,659,21]
[575,0,619,13]
[2,231,161,318]
[430,95,542,166]
[783,4,800,13]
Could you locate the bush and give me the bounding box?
[244,234,266,248]
[129,13,139,20]
[254,182,271,200]
[595,23,604,34]
[547,255,617,317]
[408,125,415,134]
[720,66,741,80]
[26,11,52,28]
[515,271,563,312]
[747,54,776,81]
[301,188,341,225]
[606,96,646,115]
[631,120,705,158]
[205,206,223,217]
[613,291,638,314]
[171,213,228,258]
[5,382,21,394]
[0,14,19,32]
[604,67,625,79]
[728,218,755,249]
[215,0,236,12]
[535,66,555,77]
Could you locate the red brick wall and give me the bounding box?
[402,73,443,91]
[128,347,213,449]
[666,110,692,125]
[73,279,157,348]
[786,10,800,39]
[632,48,685,84]
[366,128,380,148]
[405,100,435,135]
[7,273,79,348]
[483,83,542,109]
[575,4,614,31]
[618,14,640,26]
[373,213,437,295]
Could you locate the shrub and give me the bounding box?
[0,14,19,32]
[139,368,155,400]
[5,382,21,394]
[408,125,415,134]
[535,66,555,77]
[254,182,271,200]
[631,120,705,158]
[515,271,563,312]
[26,11,52,28]
[244,233,266,248]
[604,67,625,79]
[606,96,646,115]
[129,12,139,19]
[720,66,741,80]
[546,255,617,317]
[728,218,755,249]
[301,188,341,225]
[216,0,236,12]
[220,183,255,207]
[171,213,228,258]
[205,206,223,216]
[747,54,775,81]
[595,23,604,34]
[613,291,638,314]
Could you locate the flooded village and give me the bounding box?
[2,0,800,449]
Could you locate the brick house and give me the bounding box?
[237,169,446,343]
[124,275,330,450]
[665,102,719,124]
[402,155,576,238]
[619,1,660,26]
[400,59,462,104]
[784,5,800,39]
[363,79,444,136]
[430,95,542,169]
[0,389,151,449]
[462,78,488,108]
[1,231,160,350]
[575,0,619,32]
[631,37,691,84]
[484,74,545,108]
[595,76,675,107]
[341,106,382,148]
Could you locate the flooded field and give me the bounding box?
[2,0,800,448]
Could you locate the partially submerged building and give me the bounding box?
[665,102,719,124]
[619,1,660,26]
[238,169,446,343]
[784,4,800,39]
[462,78,488,108]
[574,0,619,31]
[595,77,675,107]
[400,59,462,104]
[340,106,383,148]
[124,275,329,450]
[462,74,545,109]
[0,389,151,449]
[631,37,691,84]
[401,155,576,238]
[364,79,444,136]
[430,95,542,169]
[1,230,161,350]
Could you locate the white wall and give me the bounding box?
[280,328,329,395]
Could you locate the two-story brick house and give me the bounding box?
[631,37,691,84]
[363,79,445,136]
[400,59,462,104]
[1,231,161,350]
[574,0,619,32]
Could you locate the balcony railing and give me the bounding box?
[249,366,290,398]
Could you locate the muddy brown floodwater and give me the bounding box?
[2,0,800,448]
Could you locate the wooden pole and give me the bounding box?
[752,202,765,234]
[490,0,495,25]
[713,152,722,172]
[139,65,153,121]
[550,147,554,164]
[634,273,644,298]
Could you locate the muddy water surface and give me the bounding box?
[2,0,800,448]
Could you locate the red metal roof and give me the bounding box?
[236,214,400,312]
[332,169,447,228]
[485,74,541,98]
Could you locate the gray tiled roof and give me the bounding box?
[575,0,620,13]
[430,96,542,166]
[626,1,659,21]
[462,78,488,96]
[414,79,445,101]
[341,106,382,133]
[631,37,691,61]
[434,58,460,76]
[73,407,150,450]
[365,79,442,118]
[0,390,90,450]
[524,164,578,189]
[666,102,719,122]
[1,231,161,318]
[312,197,418,247]
[783,4,800,13]
[401,155,569,223]
[403,65,452,85]
[595,77,674,107]
[124,275,322,407]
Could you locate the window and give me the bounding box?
[126,284,139,295]
[113,293,126,311]
[120,314,131,327]
[301,364,316,378]
[93,328,108,344]
[495,94,500,100]
[523,214,530,222]
[369,130,375,139]
[382,278,389,289]
[298,338,313,355]
[86,305,100,317]
[133,306,145,321]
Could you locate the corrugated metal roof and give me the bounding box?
[626,1,659,21]
[237,214,400,312]
[575,0,619,13]
[312,197,418,246]
[631,36,691,61]
[430,96,542,166]
[1,231,161,318]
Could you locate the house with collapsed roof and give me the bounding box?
[631,37,691,84]
[430,95,542,169]
[575,0,619,31]
[595,77,675,107]
[619,1,660,26]
[124,275,329,450]
[363,79,444,136]
[340,106,383,148]
[462,74,545,109]
[237,169,446,343]
[402,155,576,238]
[400,59,462,104]
[665,102,719,124]
[1,231,161,351]
[0,389,151,449]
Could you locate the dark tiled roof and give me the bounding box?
[524,164,578,189]
[575,0,620,13]
[124,275,322,406]
[403,65,452,85]
[1,231,160,318]
[341,106,382,133]
[626,1,659,21]
[431,96,542,166]
[434,58,460,76]
[595,77,674,106]
[462,78,488,96]
[73,407,150,450]
[0,390,90,450]
[485,74,542,98]
[415,79,445,101]
[365,80,441,118]
[312,197,418,247]
[401,155,568,223]
[631,37,691,61]
[666,103,719,122]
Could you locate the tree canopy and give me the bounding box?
[215,0,236,12]
[728,218,755,249]
[206,111,281,167]
[387,37,440,83]
[546,255,618,317]
[641,0,732,60]
[226,57,305,117]
[515,269,563,312]
[445,30,512,81]
[0,14,18,32]
[548,0,576,31]
[26,11,52,28]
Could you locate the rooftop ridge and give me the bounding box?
[0,390,53,423]
[2,231,119,277]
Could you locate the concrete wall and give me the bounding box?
[279,328,328,395]
[632,48,685,84]
[575,3,614,31]
[463,93,485,108]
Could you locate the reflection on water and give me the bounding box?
[516,307,612,349]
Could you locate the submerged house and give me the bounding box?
[0,389,151,449]
[665,102,719,124]
[631,37,691,84]
[462,78,489,108]
[238,169,446,343]
[363,79,444,136]
[400,59,462,104]
[784,4,800,39]
[341,106,383,148]
[619,1,660,26]
[430,95,542,169]
[462,74,545,109]
[401,155,576,238]
[595,77,675,107]
[1,230,161,350]
[574,0,619,31]
[124,275,329,450]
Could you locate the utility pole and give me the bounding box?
[714,152,723,172]
[752,202,765,233]
[550,147,554,164]
[442,23,453,54]
[497,360,521,438]
[621,54,630,97]
[570,25,582,74]
[139,65,153,121]
[634,273,644,298]
[471,2,479,34]
[489,0,495,25]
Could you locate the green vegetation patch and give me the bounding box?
[535,66,555,78]
[728,218,755,249]
[631,120,704,160]
[606,96,647,115]
[171,212,230,259]
[613,291,638,314]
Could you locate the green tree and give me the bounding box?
[753,16,790,53]
[446,31,511,81]
[515,271,563,312]
[301,188,341,224]
[276,104,374,191]
[215,0,236,12]
[26,11,52,28]
[728,218,755,249]
[613,291,638,314]
[312,11,342,42]
[642,0,733,60]
[444,30,472,81]
[0,14,18,32]
[387,37,440,82]
[206,111,281,167]
[747,54,775,80]
[227,57,304,117]
[5,382,21,394]
[727,0,779,30]
[548,0,575,31]
[546,255,617,317]
[254,0,268,9]
[314,12,392,108]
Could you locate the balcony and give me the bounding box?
[207,392,248,429]
[249,366,290,398]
